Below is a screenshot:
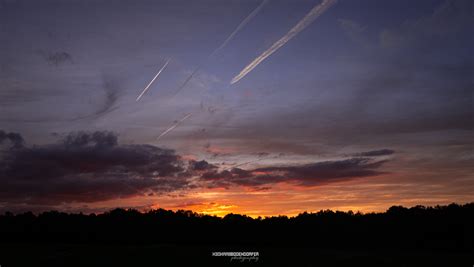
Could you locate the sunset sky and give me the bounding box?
[0,0,472,217]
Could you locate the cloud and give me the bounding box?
[200,158,388,188]
[0,130,24,149]
[0,130,391,206]
[43,51,73,66]
[353,149,395,157]
[189,160,218,171]
[70,72,121,121]
[98,75,120,116]
[0,131,190,204]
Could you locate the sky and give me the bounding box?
[0,0,473,216]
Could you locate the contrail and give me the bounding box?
[231,0,337,84]
[210,0,269,58]
[172,67,199,97]
[172,0,269,97]
[156,113,193,141]
[136,59,170,101]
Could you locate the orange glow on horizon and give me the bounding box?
[74,172,474,217]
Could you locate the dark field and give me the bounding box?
[0,203,473,266]
[0,244,472,266]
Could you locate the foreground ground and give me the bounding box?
[0,243,472,267]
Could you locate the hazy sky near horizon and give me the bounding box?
[0,0,473,216]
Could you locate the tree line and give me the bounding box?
[0,203,473,252]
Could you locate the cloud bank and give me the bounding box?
[200,157,388,189]
[0,131,189,204]
[0,130,391,206]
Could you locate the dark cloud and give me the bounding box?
[96,74,120,117]
[0,131,189,204]
[200,158,388,188]
[62,131,118,148]
[0,130,392,206]
[353,149,395,157]
[0,130,24,149]
[43,51,73,66]
[254,152,270,157]
[70,73,121,121]
[189,160,218,171]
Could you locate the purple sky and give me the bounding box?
[0,0,473,215]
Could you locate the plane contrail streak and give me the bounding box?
[172,67,199,97]
[156,113,193,141]
[230,0,337,84]
[210,0,269,58]
[136,59,170,101]
[172,0,269,97]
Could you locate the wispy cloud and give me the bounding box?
[200,157,388,189]
[353,149,395,157]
